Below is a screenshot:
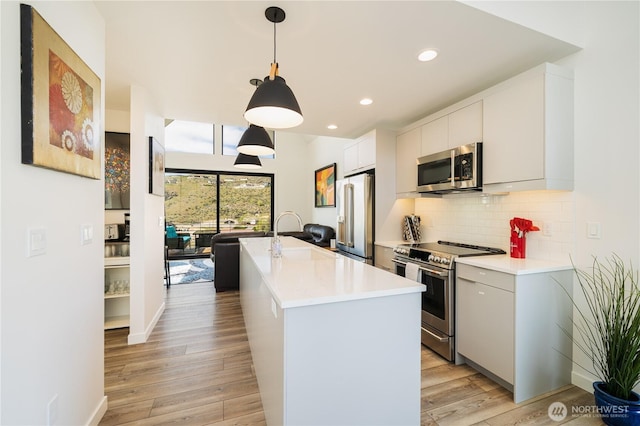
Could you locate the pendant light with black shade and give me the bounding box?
[243,6,303,129]
[233,153,262,170]
[237,79,275,156]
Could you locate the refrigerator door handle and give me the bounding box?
[346,183,355,247]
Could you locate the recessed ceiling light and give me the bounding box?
[327,124,338,130]
[360,98,373,106]
[418,49,438,62]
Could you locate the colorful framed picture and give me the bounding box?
[20,4,101,179]
[149,137,165,196]
[315,163,336,207]
[105,132,130,210]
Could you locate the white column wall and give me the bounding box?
[128,86,166,345]
[0,1,107,424]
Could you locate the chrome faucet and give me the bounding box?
[272,211,303,257]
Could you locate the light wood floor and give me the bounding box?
[100,281,602,426]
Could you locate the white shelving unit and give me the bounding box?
[104,246,130,330]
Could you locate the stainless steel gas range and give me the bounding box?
[392,240,505,361]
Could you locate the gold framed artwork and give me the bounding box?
[315,163,336,207]
[20,4,101,179]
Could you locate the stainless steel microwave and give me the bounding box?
[417,142,482,193]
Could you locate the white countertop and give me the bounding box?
[455,255,573,275]
[240,236,426,309]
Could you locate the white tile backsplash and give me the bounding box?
[414,191,575,261]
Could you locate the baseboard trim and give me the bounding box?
[86,395,108,426]
[128,301,165,345]
[572,370,595,393]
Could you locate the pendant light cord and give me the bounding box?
[273,19,277,64]
[269,19,279,80]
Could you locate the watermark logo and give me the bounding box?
[548,402,568,421]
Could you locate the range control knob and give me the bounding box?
[428,254,435,262]
[441,258,450,265]
[433,256,441,263]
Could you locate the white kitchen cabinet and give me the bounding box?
[104,254,130,330]
[395,127,421,194]
[343,131,376,176]
[420,116,448,156]
[457,268,514,384]
[343,143,359,175]
[374,244,395,273]
[455,262,573,403]
[421,101,482,156]
[357,133,376,170]
[448,101,483,148]
[482,63,573,192]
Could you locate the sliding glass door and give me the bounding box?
[164,169,274,258]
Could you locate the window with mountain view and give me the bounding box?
[164,169,273,258]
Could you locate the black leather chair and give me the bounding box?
[210,232,267,292]
[303,223,335,247]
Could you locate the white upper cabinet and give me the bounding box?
[395,127,421,194]
[395,62,573,197]
[482,63,574,192]
[344,131,376,176]
[448,101,483,148]
[421,116,448,156]
[344,143,359,174]
[421,101,483,156]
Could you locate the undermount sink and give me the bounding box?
[280,246,332,261]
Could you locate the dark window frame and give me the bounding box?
[165,168,275,259]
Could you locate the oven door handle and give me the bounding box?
[392,259,449,277]
[422,326,449,343]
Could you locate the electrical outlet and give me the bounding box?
[543,222,553,236]
[47,394,58,426]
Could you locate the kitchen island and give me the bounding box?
[239,236,425,426]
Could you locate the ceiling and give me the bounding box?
[94,1,580,139]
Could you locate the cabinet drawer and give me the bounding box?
[456,263,514,292]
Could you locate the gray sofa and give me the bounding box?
[210,224,335,292]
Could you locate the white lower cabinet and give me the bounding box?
[456,262,573,403]
[457,277,514,384]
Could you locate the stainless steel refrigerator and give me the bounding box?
[336,173,374,264]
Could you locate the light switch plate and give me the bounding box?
[27,227,47,257]
[587,222,601,239]
[80,224,93,245]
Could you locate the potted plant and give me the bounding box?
[567,254,640,425]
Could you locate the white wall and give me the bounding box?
[127,86,166,344]
[458,1,640,392]
[166,130,339,231]
[0,1,106,424]
[307,135,354,228]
